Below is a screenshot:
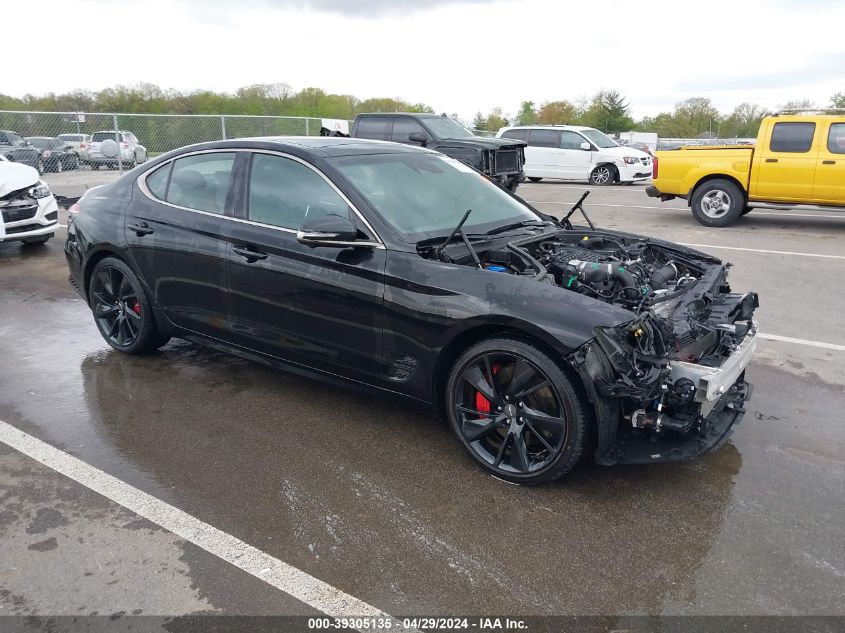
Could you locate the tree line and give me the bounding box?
[475,91,845,138]
[2,83,843,140]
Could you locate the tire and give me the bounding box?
[741,207,752,216]
[589,164,616,186]
[70,155,80,170]
[690,179,745,227]
[91,164,99,171]
[507,181,519,194]
[88,257,170,355]
[445,337,589,485]
[54,158,63,173]
[22,234,52,246]
[527,177,543,183]
[36,159,45,175]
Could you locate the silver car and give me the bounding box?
[57,133,93,163]
[88,130,148,170]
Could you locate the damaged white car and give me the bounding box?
[0,157,60,245]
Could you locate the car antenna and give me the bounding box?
[563,191,596,231]
[435,209,483,269]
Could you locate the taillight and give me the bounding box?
[42,150,52,158]
[652,155,659,179]
[80,143,88,149]
[68,202,80,214]
[121,142,128,148]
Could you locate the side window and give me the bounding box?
[501,129,528,142]
[0,132,8,144]
[770,122,816,153]
[7,132,24,146]
[248,153,352,230]
[528,129,560,148]
[166,152,236,214]
[827,123,845,154]
[356,117,392,140]
[145,163,172,200]
[560,131,586,150]
[392,117,426,143]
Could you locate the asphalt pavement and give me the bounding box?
[1,174,843,627]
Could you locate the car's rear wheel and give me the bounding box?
[53,158,63,173]
[690,179,745,227]
[446,337,588,485]
[527,177,543,182]
[589,164,615,185]
[88,257,170,355]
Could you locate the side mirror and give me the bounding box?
[296,214,359,247]
[408,132,428,146]
[580,141,592,151]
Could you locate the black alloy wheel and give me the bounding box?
[88,257,170,354]
[446,338,588,484]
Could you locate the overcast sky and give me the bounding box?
[5,0,845,120]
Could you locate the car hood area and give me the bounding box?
[0,162,40,198]
[601,145,652,160]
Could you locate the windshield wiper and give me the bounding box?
[483,219,548,236]
[434,209,482,269]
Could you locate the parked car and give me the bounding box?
[0,130,44,173]
[88,130,148,170]
[58,133,93,163]
[65,138,758,484]
[498,125,653,185]
[623,141,654,157]
[25,137,80,172]
[647,111,845,226]
[350,113,526,192]
[0,160,60,245]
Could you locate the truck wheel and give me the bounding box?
[691,179,745,227]
[507,181,519,194]
[527,177,543,182]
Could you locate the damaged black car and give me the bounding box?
[65,138,758,484]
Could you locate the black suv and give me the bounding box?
[0,130,44,172]
[350,113,526,192]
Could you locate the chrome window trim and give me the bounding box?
[136,148,384,249]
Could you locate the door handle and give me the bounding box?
[765,158,778,163]
[822,160,836,165]
[233,245,268,262]
[128,221,154,236]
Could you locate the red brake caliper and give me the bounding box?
[132,302,141,315]
[474,363,500,415]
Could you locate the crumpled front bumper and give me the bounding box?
[616,376,752,465]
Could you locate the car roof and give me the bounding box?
[221,136,438,157]
[357,112,442,118]
[25,136,53,140]
[502,125,595,132]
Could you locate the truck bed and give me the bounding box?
[654,146,754,198]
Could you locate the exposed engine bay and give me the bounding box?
[421,207,759,462]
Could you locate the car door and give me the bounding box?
[526,129,560,178]
[557,131,593,179]
[126,150,240,340]
[751,121,820,201]
[812,120,845,204]
[392,116,429,146]
[226,151,385,383]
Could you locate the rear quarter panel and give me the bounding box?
[654,147,754,197]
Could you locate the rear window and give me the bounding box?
[355,117,392,141]
[165,152,236,214]
[528,129,560,148]
[500,129,528,142]
[59,134,83,142]
[770,122,816,153]
[827,123,845,154]
[92,131,120,143]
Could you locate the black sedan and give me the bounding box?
[0,129,44,172]
[25,137,80,172]
[65,138,759,484]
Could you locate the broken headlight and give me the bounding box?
[29,181,51,199]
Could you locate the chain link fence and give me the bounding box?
[0,110,335,176]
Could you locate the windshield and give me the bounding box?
[332,153,541,242]
[421,117,475,140]
[580,129,618,148]
[26,138,51,149]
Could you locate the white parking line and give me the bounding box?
[0,419,404,632]
[527,200,845,219]
[678,243,845,261]
[758,333,845,352]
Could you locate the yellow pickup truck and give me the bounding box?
[646,111,845,226]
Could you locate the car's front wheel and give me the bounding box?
[88,257,170,355]
[589,164,616,185]
[527,177,543,182]
[446,337,589,485]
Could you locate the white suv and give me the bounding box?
[88,130,148,170]
[496,125,652,185]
